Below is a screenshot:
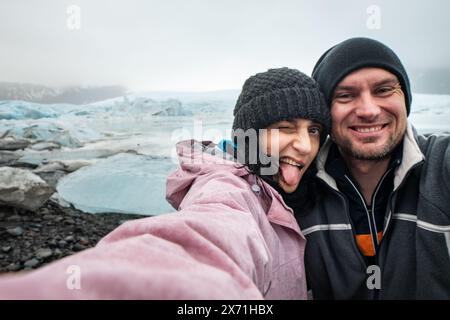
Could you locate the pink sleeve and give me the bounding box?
[0,172,271,299]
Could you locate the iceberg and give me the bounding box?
[22,124,82,147]
[56,153,177,215]
[0,100,60,120]
[0,119,104,147]
[152,99,193,116]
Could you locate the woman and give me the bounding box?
[0,68,330,299]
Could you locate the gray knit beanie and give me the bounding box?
[232,67,330,141]
[312,37,412,115]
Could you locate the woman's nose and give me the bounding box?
[292,131,312,154]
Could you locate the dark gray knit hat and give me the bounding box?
[232,67,330,138]
[312,37,412,115]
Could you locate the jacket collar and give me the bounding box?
[394,123,425,190]
[316,121,425,190]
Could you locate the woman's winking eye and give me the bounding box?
[270,121,295,130]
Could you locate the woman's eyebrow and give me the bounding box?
[276,119,295,125]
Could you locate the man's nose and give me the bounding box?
[292,130,312,154]
[355,92,381,119]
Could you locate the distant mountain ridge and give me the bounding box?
[0,82,127,104]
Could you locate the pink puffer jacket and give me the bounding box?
[0,140,307,299]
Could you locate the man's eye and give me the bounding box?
[375,86,395,96]
[334,93,353,102]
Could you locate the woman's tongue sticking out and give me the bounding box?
[279,161,302,187]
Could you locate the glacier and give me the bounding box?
[0,91,448,216]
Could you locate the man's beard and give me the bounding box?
[336,135,402,161]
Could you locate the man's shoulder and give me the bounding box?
[415,133,450,159]
[413,133,450,194]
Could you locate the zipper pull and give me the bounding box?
[251,175,261,196]
[251,183,261,196]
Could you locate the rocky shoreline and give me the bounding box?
[0,200,147,273]
[0,133,151,274]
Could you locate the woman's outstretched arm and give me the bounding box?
[0,171,272,299]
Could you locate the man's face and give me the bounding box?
[330,68,407,161]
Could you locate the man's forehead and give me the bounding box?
[336,67,399,89]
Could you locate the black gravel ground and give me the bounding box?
[0,201,148,273]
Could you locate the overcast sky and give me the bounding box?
[1,0,449,91]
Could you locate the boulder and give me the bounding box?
[0,167,54,211]
[0,150,23,166]
[0,136,31,151]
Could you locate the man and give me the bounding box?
[298,37,450,299]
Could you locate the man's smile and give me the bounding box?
[347,123,389,138]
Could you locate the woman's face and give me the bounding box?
[260,118,322,193]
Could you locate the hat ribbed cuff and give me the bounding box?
[232,86,330,134]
